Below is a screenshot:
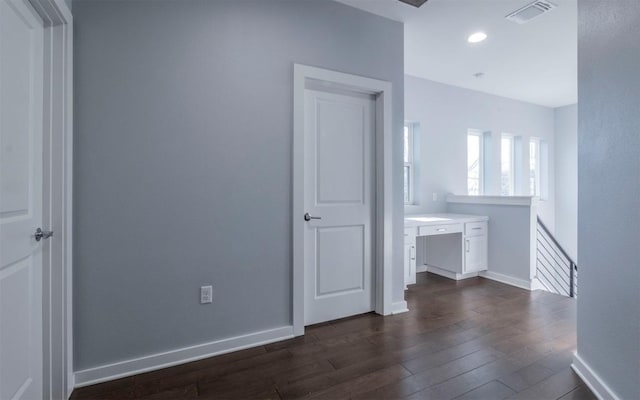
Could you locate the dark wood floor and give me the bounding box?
[71,273,594,400]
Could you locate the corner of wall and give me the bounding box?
[572,353,621,400]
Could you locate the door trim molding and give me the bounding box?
[292,64,393,336]
[28,0,74,398]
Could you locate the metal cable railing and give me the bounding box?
[536,217,578,298]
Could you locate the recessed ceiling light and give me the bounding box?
[467,32,487,43]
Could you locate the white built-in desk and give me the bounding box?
[404,213,489,286]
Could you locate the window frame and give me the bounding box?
[403,122,415,205]
[467,130,485,196]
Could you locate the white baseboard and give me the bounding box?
[426,265,478,281]
[530,277,547,291]
[391,300,409,315]
[572,352,620,400]
[416,265,428,273]
[479,270,532,291]
[74,326,294,388]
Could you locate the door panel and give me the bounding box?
[316,99,365,204]
[316,225,365,297]
[304,89,375,326]
[0,259,32,400]
[0,0,32,215]
[0,1,44,399]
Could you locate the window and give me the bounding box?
[529,138,545,197]
[529,138,539,196]
[501,134,515,195]
[404,123,415,204]
[467,130,484,195]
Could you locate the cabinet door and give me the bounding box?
[409,244,416,284]
[404,244,417,286]
[465,236,487,273]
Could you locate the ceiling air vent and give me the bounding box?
[399,0,429,8]
[505,1,557,24]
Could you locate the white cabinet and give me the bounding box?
[404,244,416,286]
[404,228,417,286]
[464,222,487,273]
[404,214,488,285]
[418,223,463,237]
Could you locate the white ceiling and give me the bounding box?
[335,0,577,108]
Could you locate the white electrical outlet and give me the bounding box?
[432,193,438,201]
[200,285,213,304]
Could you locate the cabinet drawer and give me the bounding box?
[465,221,487,236]
[404,227,417,244]
[418,223,463,236]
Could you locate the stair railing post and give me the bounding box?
[570,262,575,298]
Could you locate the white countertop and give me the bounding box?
[446,194,538,207]
[404,213,489,228]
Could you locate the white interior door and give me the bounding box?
[304,87,375,325]
[0,1,44,399]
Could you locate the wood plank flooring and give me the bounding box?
[71,273,595,400]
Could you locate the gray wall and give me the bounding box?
[554,104,577,261]
[404,75,556,229]
[73,0,404,371]
[577,1,640,399]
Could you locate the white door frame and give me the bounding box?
[28,0,74,398]
[292,64,393,336]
